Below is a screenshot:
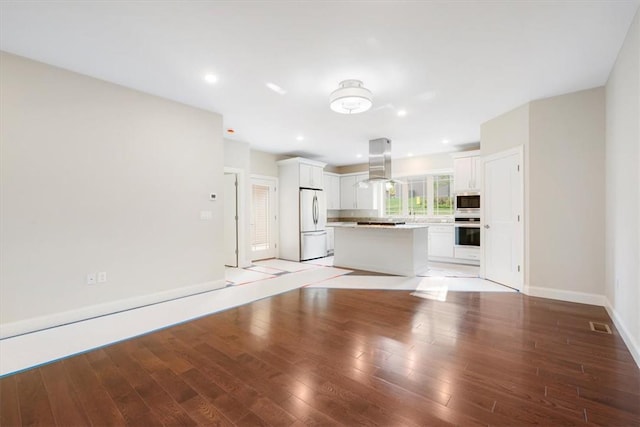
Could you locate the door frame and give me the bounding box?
[250,174,279,261]
[224,167,249,268]
[223,172,239,267]
[480,145,525,291]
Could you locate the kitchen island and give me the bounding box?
[331,223,429,276]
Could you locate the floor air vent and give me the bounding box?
[589,321,612,334]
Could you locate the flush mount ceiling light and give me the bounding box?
[329,79,373,114]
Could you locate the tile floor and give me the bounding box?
[226,256,503,294]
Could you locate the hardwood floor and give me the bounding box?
[1,289,639,426]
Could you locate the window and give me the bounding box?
[384,182,403,216]
[407,176,428,216]
[433,175,453,215]
[384,173,453,217]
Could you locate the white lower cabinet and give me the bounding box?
[326,227,335,255]
[454,246,480,261]
[428,225,454,259]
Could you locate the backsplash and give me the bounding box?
[327,209,379,220]
[328,209,453,223]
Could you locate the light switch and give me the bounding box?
[200,210,213,220]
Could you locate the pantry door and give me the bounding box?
[483,146,524,291]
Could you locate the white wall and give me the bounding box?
[481,104,531,288]
[250,149,279,177]
[0,52,225,337]
[529,88,606,298]
[393,152,454,176]
[224,139,251,267]
[480,103,530,157]
[481,88,606,304]
[334,152,454,176]
[605,8,639,359]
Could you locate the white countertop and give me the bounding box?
[329,223,429,229]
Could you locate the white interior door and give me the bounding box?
[224,173,238,267]
[483,147,524,291]
[251,177,277,261]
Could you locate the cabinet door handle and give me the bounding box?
[484,224,490,229]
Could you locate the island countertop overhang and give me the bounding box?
[328,223,429,230]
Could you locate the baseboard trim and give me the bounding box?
[0,279,226,339]
[604,298,640,369]
[525,286,606,306]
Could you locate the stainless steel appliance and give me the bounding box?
[300,188,326,260]
[454,217,481,247]
[455,193,480,216]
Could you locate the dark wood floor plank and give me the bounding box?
[278,394,341,426]
[150,367,198,404]
[140,331,195,375]
[62,355,126,425]
[103,342,199,426]
[39,362,91,426]
[180,394,235,427]
[0,375,22,426]
[15,368,56,426]
[2,288,639,426]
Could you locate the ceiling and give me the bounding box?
[1,1,638,166]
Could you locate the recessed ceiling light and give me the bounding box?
[356,153,363,158]
[204,74,218,84]
[266,82,287,95]
[397,110,407,117]
[296,135,304,141]
[407,152,413,157]
[442,139,450,144]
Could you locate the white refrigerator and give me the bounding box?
[300,188,327,260]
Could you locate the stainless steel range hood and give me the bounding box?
[368,138,392,181]
[359,137,404,188]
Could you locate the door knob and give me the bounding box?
[484,224,490,229]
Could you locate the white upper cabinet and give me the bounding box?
[340,173,377,210]
[299,162,324,189]
[324,173,341,210]
[355,174,375,210]
[453,151,481,193]
[340,175,357,209]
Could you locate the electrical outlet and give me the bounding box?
[87,273,97,285]
[200,210,213,220]
[98,272,107,283]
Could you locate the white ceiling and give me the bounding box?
[1,1,638,166]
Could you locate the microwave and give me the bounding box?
[455,194,480,214]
